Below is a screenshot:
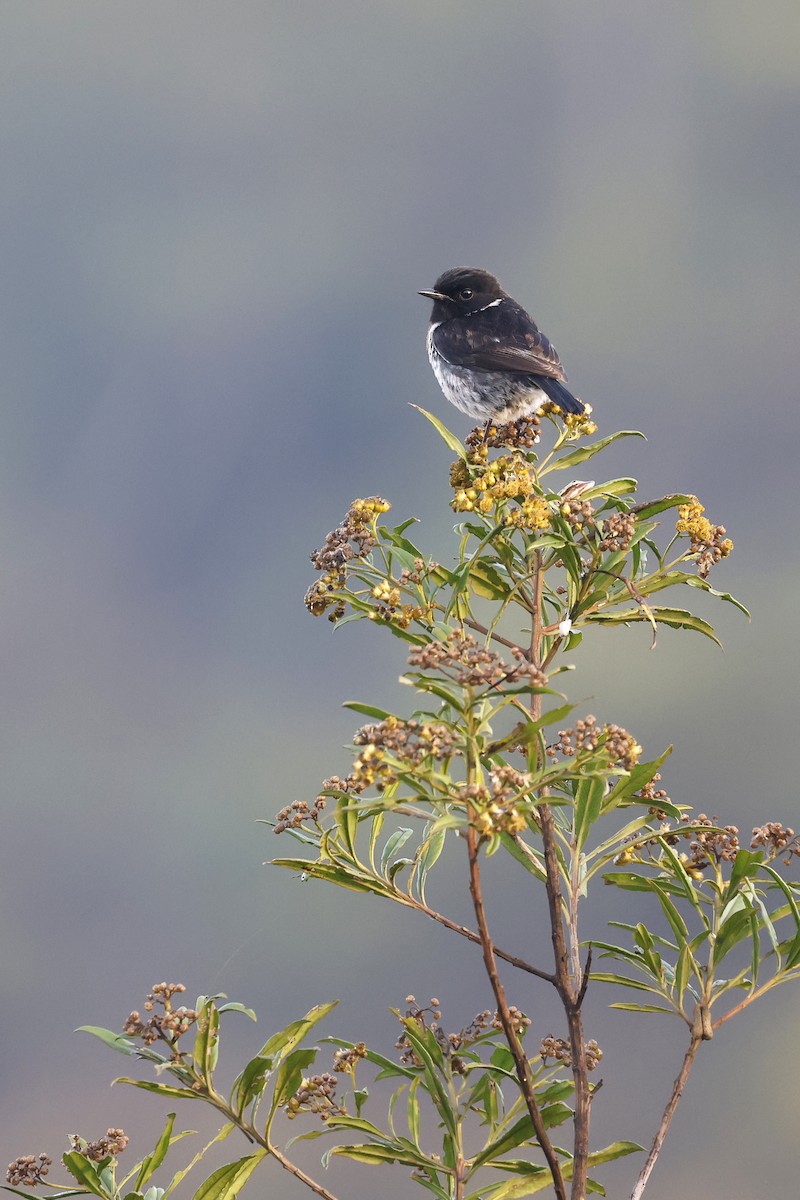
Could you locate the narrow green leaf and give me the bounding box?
[380,828,413,875]
[633,494,694,520]
[681,575,750,618]
[548,430,645,471]
[650,881,689,944]
[232,1056,272,1117]
[608,1002,676,1014]
[724,848,764,897]
[586,606,722,647]
[410,405,467,459]
[587,1141,643,1166]
[77,1027,137,1056]
[61,1156,110,1199]
[574,776,606,851]
[582,478,638,501]
[342,701,393,720]
[414,825,446,902]
[270,1046,319,1114]
[189,1152,267,1200]
[271,858,396,897]
[134,1114,176,1191]
[601,749,672,813]
[246,1001,338,1071]
[117,1079,202,1102]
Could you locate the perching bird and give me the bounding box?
[419,267,585,423]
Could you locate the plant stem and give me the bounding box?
[629,1033,702,1200]
[205,1092,342,1200]
[465,817,568,1200]
[529,549,591,1200]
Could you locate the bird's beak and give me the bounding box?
[418,289,448,301]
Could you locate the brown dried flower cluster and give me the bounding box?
[547,716,600,759]
[540,1036,603,1071]
[123,983,198,1047]
[6,1155,52,1188]
[463,767,535,838]
[675,498,733,578]
[682,813,740,870]
[305,497,391,620]
[349,715,458,790]
[396,997,530,1068]
[70,1130,129,1163]
[548,717,641,772]
[638,771,670,812]
[273,794,328,835]
[331,1042,368,1074]
[465,414,542,453]
[285,1073,345,1123]
[408,631,547,690]
[598,511,636,552]
[751,822,800,864]
[560,497,596,532]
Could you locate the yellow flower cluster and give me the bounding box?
[504,496,552,530]
[676,498,713,541]
[676,497,733,578]
[450,454,552,530]
[351,742,393,788]
[473,804,527,837]
[369,579,426,629]
[350,496,392,519]
[540,400,597,439]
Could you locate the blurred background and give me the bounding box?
[1,2,798,1197]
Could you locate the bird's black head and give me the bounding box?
[419,267,507,321]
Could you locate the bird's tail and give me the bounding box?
[538,377,585,415]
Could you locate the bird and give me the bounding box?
[419,267,585,424]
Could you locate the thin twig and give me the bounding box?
[466,818,568,1200]
[208,1095,342,1200]
[629,1034,702,1200]
[530,549,591,1200]
[405,895,557,983]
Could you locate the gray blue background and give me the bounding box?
[1,3,798,1197]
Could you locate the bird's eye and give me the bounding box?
[459,288,473,300]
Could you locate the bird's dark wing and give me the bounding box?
[433,301,567,382]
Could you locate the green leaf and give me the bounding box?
[410,405,467,459]
[242,1001,338,1074]
[270,1046,319,1114]
[117,1079,203,1101]
[1,1191,86,1200]
[271,858,397,897]
[548,430,645,471]
[600,749,672,813]
[582,479,638,501]
[677,576,750,618]
[232,1056,272,1117]
[608,1002,676,1014]
[633,494,694,520]
[77,1026,137,1055]
[574,775,606,851]
[724,848,763,898]
[134,1114,177,1191]
[413,825,446,902]
[586,606,722,647]
[342,701,393,720]
[380,828,413,875]
[61,1155,110,1199]
[650,881,690,944]
[587,1141,643,1166]
[189,1152,267,1200]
